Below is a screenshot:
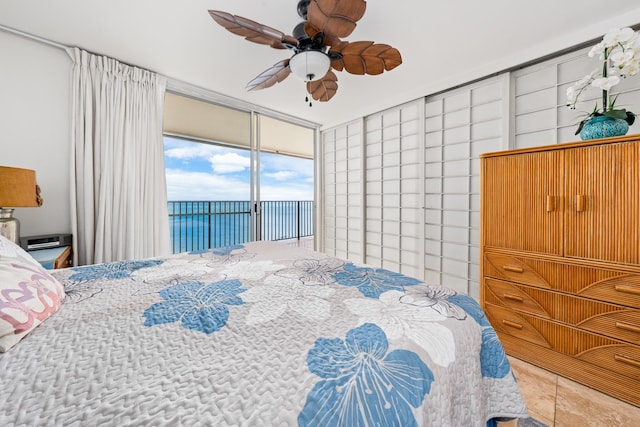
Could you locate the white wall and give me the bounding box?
[0,30,71,238]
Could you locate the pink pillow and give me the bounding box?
[0,236,65,352]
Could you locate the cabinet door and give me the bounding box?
[482,150,563,255]
[565,141,640,264]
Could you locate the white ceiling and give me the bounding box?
[2,1,640,128]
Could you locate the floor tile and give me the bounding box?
[507,356,556,426]
[554,376,640,427]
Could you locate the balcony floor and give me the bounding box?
[278,236,314,251]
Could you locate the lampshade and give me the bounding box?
[0,166,43,244]
[289,50,330,82]
[0,166,43,208]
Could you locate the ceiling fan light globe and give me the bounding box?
[289,51,330,82]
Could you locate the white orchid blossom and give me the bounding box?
[591,76,621,91]
[565,70,597,108]
[588,41,606,58]
[611,50,636,68]
[621,60,640,76]
[566,86,577,104]
[603,27,636,47]
[576,70,597,87]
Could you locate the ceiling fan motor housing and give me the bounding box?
[297,0,311,19]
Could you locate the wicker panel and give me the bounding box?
[565,141,640,265]
[499,334,640,407]
[482,150,563,255]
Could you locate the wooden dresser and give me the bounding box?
[480,134,640,407]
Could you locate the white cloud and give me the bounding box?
[163,138,313,201]
[263,171,297,181]
[260,153,313,179]
[165,144,222,159]
[259,183,313,201]
[209,152,251,173]
[165,169,312,201]
[165,169,250,201]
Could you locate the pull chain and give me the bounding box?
[304,87,312,107]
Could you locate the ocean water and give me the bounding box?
[168,201,313,253]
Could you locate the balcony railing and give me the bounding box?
[168,200,313,253]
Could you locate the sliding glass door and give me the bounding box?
[163,93,315,253]
[164,136,254,253]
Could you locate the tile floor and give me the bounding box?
[499,356,640,427]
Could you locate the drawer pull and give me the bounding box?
[576,194,586,212]
[502,319,524,330]
[614,354,640,369]
[614,285,640,296]
[546,195,555,212]
[503,293,524,302]
[615,322,640,334]
[502,265,524,273]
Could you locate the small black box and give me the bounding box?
[20,234,72,251]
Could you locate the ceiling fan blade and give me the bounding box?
[307,70,338,101]
[246,59,292,91]
[330,41,402,75]
[306,0,367,39]
[208,10,298,50]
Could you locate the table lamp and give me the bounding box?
[0,166,43,243]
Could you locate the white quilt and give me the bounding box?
[0,241,527,426]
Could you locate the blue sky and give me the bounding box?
[164,137,314,201]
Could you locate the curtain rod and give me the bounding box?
[0,22,321,129]
[0,23,66,49]
[0,22,143,70]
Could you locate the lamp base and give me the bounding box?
[0,208,20,244]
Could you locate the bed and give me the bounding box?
[0,237,527,426]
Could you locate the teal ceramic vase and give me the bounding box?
[579,115,629,140]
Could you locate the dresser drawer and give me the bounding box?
[579,310,640,346]
[483,252,550,289]
[484,278,640,345]
[483,303,552,348]
[484,302,640,380]
[484,251,640,308]
[483,278,551,318]
[579,344,640,380]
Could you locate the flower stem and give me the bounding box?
[603,48,609,112]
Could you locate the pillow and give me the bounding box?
[0,235,65,352]
[0,235,42,267]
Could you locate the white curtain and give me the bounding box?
[67,47,170,265]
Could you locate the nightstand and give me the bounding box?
[29,246,73,269]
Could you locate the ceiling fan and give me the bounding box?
[208,0,402,104]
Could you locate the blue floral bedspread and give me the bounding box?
[0,241,527,426]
